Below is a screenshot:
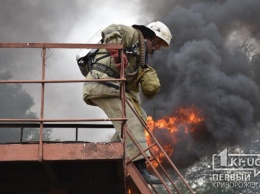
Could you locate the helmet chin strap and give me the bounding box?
[145,39,156,55]
[151,41,157,55]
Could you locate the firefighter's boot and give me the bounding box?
[134,159,161,184]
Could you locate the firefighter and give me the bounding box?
[82,21,172,184]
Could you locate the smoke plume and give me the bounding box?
[142,0,260,167]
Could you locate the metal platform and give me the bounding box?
[0,142,125,194]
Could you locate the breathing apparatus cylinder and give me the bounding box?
[76,28,103,76]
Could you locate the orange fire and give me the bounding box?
[145,106,204,168]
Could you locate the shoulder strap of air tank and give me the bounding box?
[134,29,146,68]
[126,29,146,91]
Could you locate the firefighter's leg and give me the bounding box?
[90,97,161,184]
[90,97,149,160]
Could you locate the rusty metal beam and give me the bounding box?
[126,162,152,194]
[0,118,127,122]
[0,42,122,49]
[39,47,46,162]
[0,142,124,161]
[43,142,124,160]
[0,123,114,128]
[0,144,38,161]
[0,78,125,84]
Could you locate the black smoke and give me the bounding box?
[142,0,260,167]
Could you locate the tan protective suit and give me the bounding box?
[83,24,153,161]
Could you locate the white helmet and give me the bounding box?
[146,21,172,47]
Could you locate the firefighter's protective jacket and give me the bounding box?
[82,24,161,161]
[83,24,143,105]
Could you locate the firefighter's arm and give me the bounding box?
[102,24,128,69]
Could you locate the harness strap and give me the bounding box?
[88,29,146,92]
[92,63,120,78]
[99,81,120,90]
[134,29,146,67]
[87,51,110,78]
[90,52,110,65]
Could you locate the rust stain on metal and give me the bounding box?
[0,142,124,161]
[43,142,124,160]
[0,144,39,161]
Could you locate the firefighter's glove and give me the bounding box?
[108,49,128,70]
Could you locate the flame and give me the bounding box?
[145,106,204,168]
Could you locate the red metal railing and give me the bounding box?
[0,43,194,194]
[0,43,127,162]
